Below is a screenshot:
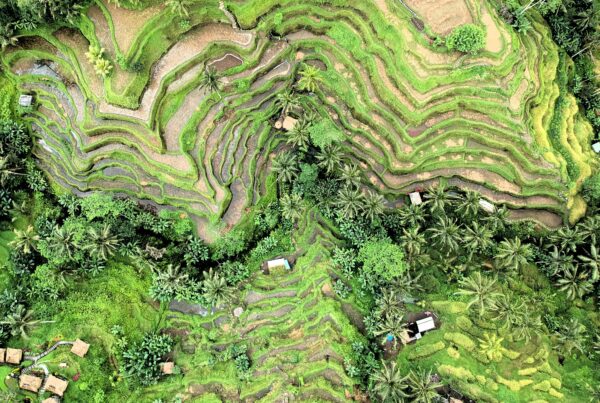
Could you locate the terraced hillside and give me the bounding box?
[136,210,364,401]
[1,0,596,238]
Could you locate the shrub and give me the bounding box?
[407,341,445,360]
[446,24,486,54]
[121,333,173,386]
[437,364,475,382]
[308,119,344,149]
[443,332,475,351]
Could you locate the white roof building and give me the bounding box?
[409,192,422,205]
[593,142,600,153]
[267,258,291,270]
[416,316,436,333]
[19,94,33,107]
[478,199,496,213]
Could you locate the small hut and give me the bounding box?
[43,398,60,403]
[6,348,22,364]
[409,191,423,205]
[593,142,600,153]
[160,362,174,375]
[478,199,496,214]
[267,258,291,270]
[45,375,69,397]
[18,94,33,107]
[70,339,90,358]
[0,348,5,363]
[19,373,43,393]
[282,116,298,131]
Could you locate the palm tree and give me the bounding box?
[149,264,190,302]
[297,64,323,93]
[85,224,120,260]
[541,246,575,278]
[549,227,584,253]
[456,272,501,316]
[457,189,480,218]
[339,163,361,189]
[400,226,426,259]
[495,237,532,273]
[512,306,544,342]
[577,216,600,244]
[280,193,304,223]
[424,184,455,216]
[362,190,384,222]
[489,292,525,330]
[0,156,25,185]
[276,90,299,117]
[428,216,461,255]
[202,269,236,309]
[375,289,404,320]
[9,225,40,254]
[47,225,78,260]
[316,144,343,175]
[371,361,409,403]
[286,119,310,151]
[0,305,54,339]
[407,369,443,403]
[336,187,364,220]
[166,0,190,17]
[199,66,222,99]
[483,205,508,234]
[271,151,299,184]
[478,333,505,361]
[397,203,426,228]
[462,222,493,259]
[374,314,406,349]
[578,244,600,282]
[555,266,594,300]
[554,319,587,358]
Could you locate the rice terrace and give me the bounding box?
[0,0,599,402]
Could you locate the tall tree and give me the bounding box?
[85,224,120,261]
[462,222,493,259]
[166,0,191,17]
[428,216,461,255]
[9,225,39,254]
[280,193,304,223]
[555,266,594,300]
[199,66,222,99]
[0,305,54,339]
[371,361,409,403]
[271,151,299,184]
[456,272,501,316]
[336,187,364,220]
[362,190,384,222]
[407,369,443,403]
[297,64,323,93]
[495,237,533,273]
[316,144,343,175]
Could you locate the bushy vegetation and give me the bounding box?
[446,24,486,54]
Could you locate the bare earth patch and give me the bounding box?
[404,0,473,35]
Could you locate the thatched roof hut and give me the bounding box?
[19,373,43,393]
[45,374,69,397]
[70,339,90,358]
[6,348,22,364]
